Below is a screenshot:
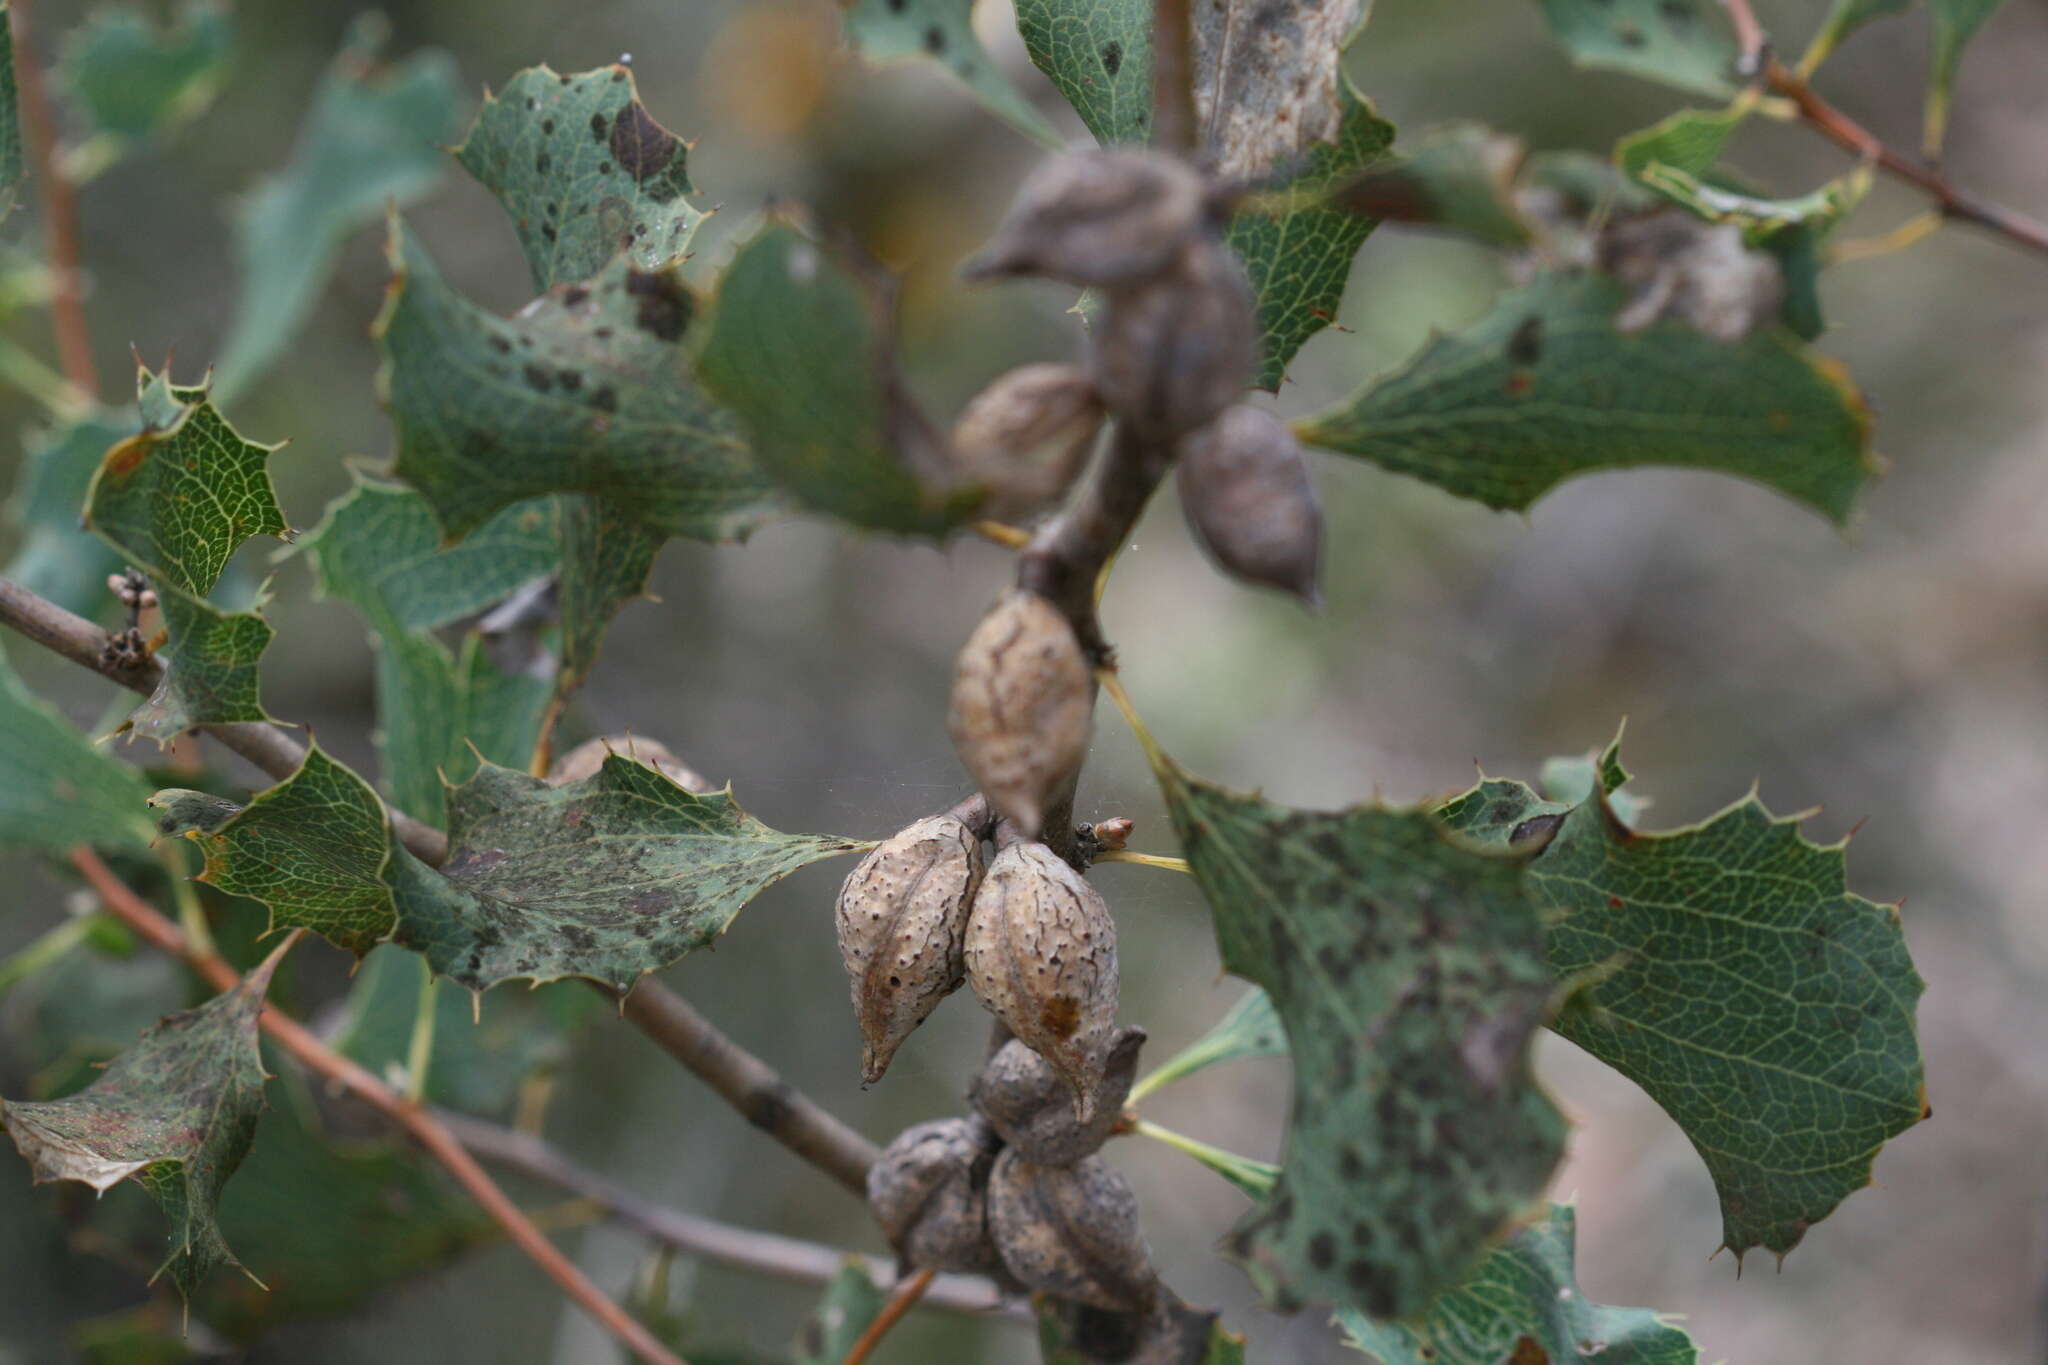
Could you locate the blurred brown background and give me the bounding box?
[3,0,2047,1360]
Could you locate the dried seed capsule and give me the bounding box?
[962,150,1207,288]
[836,815,986,1083]
[1599,210,1784,343]
[947,590,1092,838]
[547,735,710,793]
[952,363,1104,522]
[866,1116,1002,1275]
[988,1148,1158,1311]
[1177,404,1324,604]
[963,841,1120,1122]
[1090,238,1257,443]
[970,1027,1145,1166]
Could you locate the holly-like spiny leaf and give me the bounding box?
[379,222,774,545]
[1014,0,1397,387]
[154,745,398,958]
[455,63,707,292]
[696,223,976,536]
[0,642,155,852]
[301,478,558,824]
[386,755,864,992]
[213,15,457,398]
[1129,985,1286,1102]
[1294,271,1877,522]
[1438,743,1927,1263]
[127,586,277,742]
[0,939,288,1299]
[557,492,663,694]
[1337,1203,1697,1365]
[844,0,1063,148]
[1536,0,1739,98]
[1122,702,1564,1317]
[57,2,231,149]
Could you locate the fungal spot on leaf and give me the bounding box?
[1508,315,1543,366]
[609,99,678,185]
[923,24,945,54]
[536,152,552,174]
[1101,42,1123,76]
[522,363,555,392]
[624,270,693,342]
[589,111,608,141]
[1615,22,1646,47]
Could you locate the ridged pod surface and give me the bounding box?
[970,1027,1145,1166]
[1178,404,1324,604]
[835,814,985,1082]
[865,1116,1001,1274]
[1089,237,1257,443]
[947,590,1092,837]
[962,150,1207,288]
[988,1147,1158,1311]
[951,363,1103,522]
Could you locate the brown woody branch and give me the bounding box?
[67,848,689,1365]
[8,0,98,397]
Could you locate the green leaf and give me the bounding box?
[0,4,24,218]
[57,2,231,146]
[1133,726,1564,1316]
[302,478,559,823]
[1135,1120,1280,1199]
[155,745,398,957]
[84,368,287,598]
[379,222,774,545]
[0,942,286,1299]
[1439,747,1927,1262]
[845,0,1061,147]
[387,755,862,992]
[214,15,458,398]
[127,586,276,742]
[1014,0,1398,386]
[455,63,707,292]
[1800,0,2006,153]
[1294,271,1877,523]
[1130,986,1286,1102]
[558,493,663,693]
[1536,0,1738,98]
[1337,1203,1697,1365]
[1615,103,1748,181]
[790,1261,887,1364]
[1803,0,1911,71]
[4,410,136,614]
[0,642,154,851]
[1331,122,1532,247]
[697,223,975,536]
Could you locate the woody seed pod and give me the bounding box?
[947,590,1092,838]
[1090,237,1258,443]
[971,1027,1146,1166]
[835,815,986,1082]
[987,1147,1159,1311]
[964,840,1120,1122]
[952,363,1104,522]
[961,150,1207,288]
[1177,404,1324,604]
[866,1116,1002,1275]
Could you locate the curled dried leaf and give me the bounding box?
[970,1027,1145,1166]
[988,1147,1158,1311]
[947,590,1092,838]
[836,814,986,1082]
[951,363,1104,522]
[866,1116,1002,1275]
[963,841,1121,1122]
[1178,404,1324,604]
[962,150,1207,288]
[1090,238,1257,443]
[1599,210,1785,343]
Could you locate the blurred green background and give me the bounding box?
[3,0,2047,1360]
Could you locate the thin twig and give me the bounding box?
[65,847,689,1365]
[435,1111,1024,1320]
[1151,0,1198,159]
[1719,0,2048,258]
[8,0,97,397]
[840,1268,937,1365]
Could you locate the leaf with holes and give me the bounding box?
[379,222,774,544]
[58,1,231,149]
[456,63,708,291]
[1015,0,1397,386]
[1294,271,1877,522]
[302,478,558,824]
[154,746,398,957]
[0,941,286,1300]
[1338,1203,1697,1365]
[214,16,457,396]
[1536,0,1738,98]
[697,223,977,535]
[845,0,1061,147]
[1131,725,1563,1316]
[0,643,154,852]
[384,755,862,992]
[1439,743,1928,1263]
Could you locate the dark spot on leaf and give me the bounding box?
[1100,41,1123,75]
[1508,1337,1549,1365]
[590,111,609,141]
[542,225,558,242]
[542,118,555,134]
[1339,1146,1365,1181]
[563,284,590,308]
[1309,1231,1336,1270]
[625,270,692,342]
[609,100,677,184]
[590,386,617,412]
[523,364,555,392]
[1508,315,1543,365]
[536,152,552,174]
[599,162,612,175]
[557,370,582,391]
[1616,21,1646,46]
[1659,0,1693,22]
[488,335,511,354]
[1347,1261,1396,1316]
[887,0,905,9]
[923,24,945,53]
